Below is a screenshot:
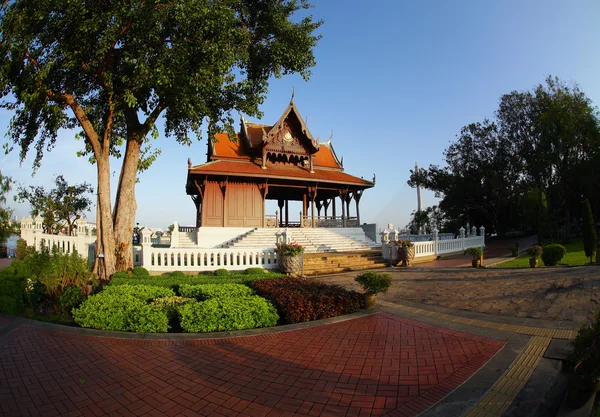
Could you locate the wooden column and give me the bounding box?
[285,200,289,227]
[302,193,307,218]
[194,179,206,228]
[278,199,284,227]
[354,190,363,226]
[220,179,228,227]
[332,197,336,218]
[316,200,323,217]
[323,199,330,218]
[308,186,317,228]
[339,190,347,227]
[258,182,269,228]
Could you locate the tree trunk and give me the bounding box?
[112,138,141,271]
[96,155,116,279]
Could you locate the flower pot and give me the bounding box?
[471,259,480,268]
[529,258,538,268]
[363,293,377,309]
[279,254,303,275]
[398,246,415,267]
[567,372,597,409]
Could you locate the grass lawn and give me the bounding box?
[493,238,592,268]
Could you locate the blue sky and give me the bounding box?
[1,0,600,232]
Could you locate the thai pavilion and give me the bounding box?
[185,99,375,229]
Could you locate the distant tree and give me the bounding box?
[582,199,597,263]
[16,175,93,236]
[0,0,321,278]
[405,206,450,235]
[0,171,15,248]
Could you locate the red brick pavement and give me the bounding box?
[0,313,504,417]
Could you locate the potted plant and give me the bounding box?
[394,240,415,267]
[276,241,304,276]
[508,246,519,257]
[527,245,543,268]
[567,310,600,408]
[354,272,392,309]
[466,247,482,268]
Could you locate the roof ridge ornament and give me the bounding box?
[290,87,295,104]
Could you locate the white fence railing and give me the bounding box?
[381,225,486,263]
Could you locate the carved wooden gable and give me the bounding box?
[263,103,319,159]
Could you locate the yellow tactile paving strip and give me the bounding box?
[463,336,552,417]
[378,300,577,339]
[379,300,576,416]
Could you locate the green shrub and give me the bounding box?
[132,266,150,277]
[15,238,35,261]
[109,273,281,289]
[249,277,362,324]
[569,309,600,381]
[73,292,168,332]
[151,296,196,323]
[244,267,265,275]
[58,286,87,313]
[213,268,230,276]
[0,275,25,315]
[179,296,278,332]
[111,271,132,280]
[101,284,174,302]
[466,247,483,259]
[541,244,567,266]
[179,283,255,300]
[169,271,187,279]
[354,272,392,294]
[23,247,91,299]
[583,199,597,263]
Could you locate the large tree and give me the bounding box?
[0,170,15,248]
[16,175,94,235]
[0,0,321,277]
[409,77,600,238]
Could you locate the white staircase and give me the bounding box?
[289,228,379,253]
[222,228,279,250]
[178,231,197,248]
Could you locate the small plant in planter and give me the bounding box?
[527,245,543,268]
[567,310,600,408]
[354,272,392,309]
[508,246,519,257]
[394,240,415,267]
[466,247,483,268]
[276,242,305,275]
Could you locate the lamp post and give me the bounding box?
[97,253,105,281]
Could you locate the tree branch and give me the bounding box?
[45,90,103,158]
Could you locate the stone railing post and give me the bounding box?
[170,221,180,248]
[141,228,153,269]
[459,226,465,251]
[466,222,470,236]
[479,226,486,247]
[471,225,477,237]
[433,228,439,256]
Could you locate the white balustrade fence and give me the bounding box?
[380,225,486,263]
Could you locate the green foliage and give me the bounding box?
[393,240,414,248]
[275,242,304,256]
[249,278,362,324]
[569,309,600,381]
[73,292,169,333]
[408,77,600,239]
[132,266,150,277]
[508,246,519,256]
[213,269,230,276]
[101,284,174,302]
[179,284,255,300]
[178,296,279,333]
[16,175,93,235]
[0,170,15,245]
[109,272,281,289]
[0,272,26,315]
[169,271,187,279]
[494,239,588,268]
[151,296,196,323]
[24,246,92,298]
[582,199,597,263]
[354,272,392,295]
[527,245,543,259]
[466,247,483,260]
[58,286,87,313]
[541,244,567,266]
[244,268,265,275]
[15,238,35,260]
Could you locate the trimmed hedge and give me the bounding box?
[109,273,281,289]
[178,296,279,333]
[179,283,255,300]
[542,244,567,266]
[0,262,28,315]
[151,296,197,322]
[101,284,174,301]
[73,292,169,332]
[249,277,362,324]
[244,268,265,275]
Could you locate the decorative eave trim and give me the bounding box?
[320,140,343,171]
[267,99,320,151]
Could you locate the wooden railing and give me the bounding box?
[300,215,358,228]
[264,214,278,228]
[178,225,198,233]
[142,247,279,271]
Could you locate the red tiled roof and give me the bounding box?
[189,160,373,187]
